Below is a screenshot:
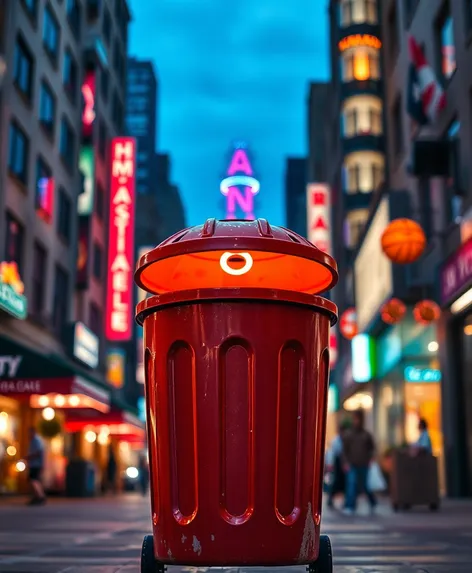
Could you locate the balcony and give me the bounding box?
[341,78,382,100]
[338,23,381,46]
[344,190,374,211]
[343,133,384,155]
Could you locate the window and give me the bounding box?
[340,0,377,26]
[341,48,380,82]
[95,182,105,220]
[100,69,109,101]
[137,167,149,180]
[103,7,112,45]
[344,209,369,249]
[57,187,71,242]
[98,120,107,159]
[342,96,384,137]
[93,242,102,279]
[39,80,56,134]
[437,4,456,80]
[60,116,75,170]
[126,114,148,135]
[4,213,25,273]
[21,0,38,22]
[343,151,384,193]
[137,151,149,164]
[392,95,404,157]
[53,265,69,337]
[112,91,123,130]
[43,5,60,63]
[13,35,34,101]
[444,118,462,224]
[128,95,148,112]
[31,242,47,316]
[8,121,29,184]
[86,0,100,21]
[89,302,102,336]
[63,49,78,102]
[66,0,81,39]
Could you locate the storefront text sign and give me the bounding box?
[440,238,472,305]
[73,322,99,369]
[0,356,22,378]
[105,138,136,341]
[354,198,393,332]
[404,366,442,383]
[0,379,41,393]
[0,262,27,320]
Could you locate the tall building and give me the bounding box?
[155,153,187,239]
[307,82,330,183]
[126,58,158,196]
[285,158,307,236]
[0,0,143,495]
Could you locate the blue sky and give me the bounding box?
[129,0,330,227]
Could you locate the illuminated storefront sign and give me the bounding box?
[338,34,382,52]
[220,144,260,220]
[0,262,27,320]
[106,348,126,388]
[81,71,96,139]
[404,366,442,383]
[105,138,136,341]
[78,146,95,215]
[36,177,55,224]
[351,334,376,383]
[72,322,99,369]
[306,183,332,255]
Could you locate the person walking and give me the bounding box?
[25,427,46,505]
[325,420,350,508]
[106,445,118,494]
[342,409,376,515]
[411,418,433,455]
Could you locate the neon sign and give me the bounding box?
[36,177,54,224]
[306,183,332,255]
[81,71,96,139]
[0,262,27,320]
[78,146,95,215]
[338,34,382,52]
[404,366,442,383]
[105,138,136,341]
[220,145,260,220]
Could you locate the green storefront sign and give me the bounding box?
[0,281,27,320]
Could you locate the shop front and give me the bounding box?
[0,334,110,495]
[373,317,444,491]
[439,236,472,497]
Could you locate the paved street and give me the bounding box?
[0,495,471,573]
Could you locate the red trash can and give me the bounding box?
[135,219,338,573]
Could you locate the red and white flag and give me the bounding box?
[407,35,446,125]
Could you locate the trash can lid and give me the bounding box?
[135,218,338,296]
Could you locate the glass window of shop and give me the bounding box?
[344,208,369,249]
[459,314,472,493]
[340,0,378,26]
[0,397,21,494]
[341,47,381,82]
[342,95,383,137]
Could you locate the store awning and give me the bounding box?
[64,408,146,440]
[0,334,110,413]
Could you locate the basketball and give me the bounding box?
[381,218,426,264]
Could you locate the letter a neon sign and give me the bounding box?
[220,145,260,220]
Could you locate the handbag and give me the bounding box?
[367,461,387,492]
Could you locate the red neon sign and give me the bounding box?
[36,177,55,224]
[81,71,96,139]
[105,138,136,341]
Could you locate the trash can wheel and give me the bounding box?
[307,535,333,573]
[141,535,166,573]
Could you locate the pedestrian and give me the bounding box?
[106,445,117,494]
[25,427,46,505]
[342,409,377,515]
[411,418,433,455]
[138,453,149,496]
[325,419,350,508]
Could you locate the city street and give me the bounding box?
[0,495,471,573]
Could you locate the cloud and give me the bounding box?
[130,0,329,226]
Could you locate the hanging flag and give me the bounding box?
[407,35,446,126]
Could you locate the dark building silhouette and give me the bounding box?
[285,158,307,237]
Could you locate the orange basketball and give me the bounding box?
[381,219,426,264]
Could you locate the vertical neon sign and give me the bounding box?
[105,138,136,341]
[81,71,96,140]
[220,144,260,220]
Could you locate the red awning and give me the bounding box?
[0,375,110,412]
[64,409,145,439]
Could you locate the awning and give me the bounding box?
[64,408,146,440]
[0,334,110,413]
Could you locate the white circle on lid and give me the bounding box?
[220,252,253,276]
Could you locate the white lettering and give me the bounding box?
[114,141,134,159]
[111,254,130,273]
[111,311,128,332]
[0,379,41,393]
[114,187,132,205]
[0,355,23,377]
[112,291,128,311]
[112,271,128,292]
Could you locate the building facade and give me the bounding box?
[0,0,143,495]
[285,157,307,237]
